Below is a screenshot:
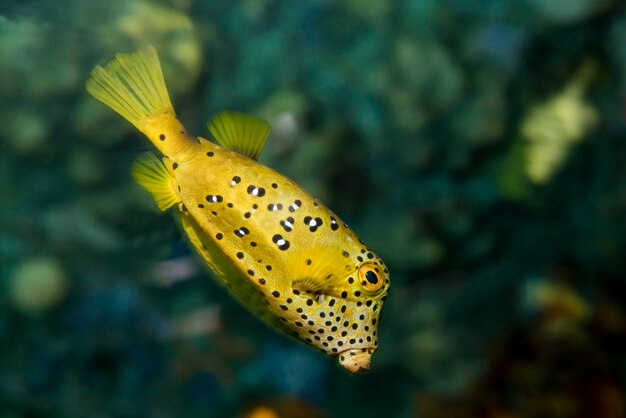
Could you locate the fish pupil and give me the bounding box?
[365,271,378,285]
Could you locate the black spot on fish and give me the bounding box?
[234,227,250,237]
[289,199,302,212]
[272,234,290,250]
[207,151,214,157]
[247,185,266,197]
[280,217,295,232]
[206,195,223,203]
[159,134,166,141]
[303,216,323,232]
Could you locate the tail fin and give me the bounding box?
[86,46,172,132]
[86,46,196,158]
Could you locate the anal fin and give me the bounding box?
[131,152,180,211]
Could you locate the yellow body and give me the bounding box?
[86,47,390,373]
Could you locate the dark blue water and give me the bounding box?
[1,0,626,417]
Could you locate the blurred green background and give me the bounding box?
[1,0,626,417]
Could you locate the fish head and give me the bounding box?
[272,232,390,373]
[328,259,389,373]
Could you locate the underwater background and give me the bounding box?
[2,0,626,417]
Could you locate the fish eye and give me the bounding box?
[358,264,384,293]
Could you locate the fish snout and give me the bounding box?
[338,349,372,373]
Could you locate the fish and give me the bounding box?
[85,46,390,373]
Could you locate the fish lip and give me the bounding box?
[337,348,373,374]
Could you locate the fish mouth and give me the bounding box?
[337,348,372,373]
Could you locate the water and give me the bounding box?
[1,0,626,417]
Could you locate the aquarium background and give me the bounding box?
[2,0,626,417]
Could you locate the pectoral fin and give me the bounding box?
[289,246,356,299]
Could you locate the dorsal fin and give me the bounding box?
[207,110,270,160]
[131,152,180,211]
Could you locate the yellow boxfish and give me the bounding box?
[85,47,390,373]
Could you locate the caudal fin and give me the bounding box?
[86,46,197,158]
[86,46,172,132]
